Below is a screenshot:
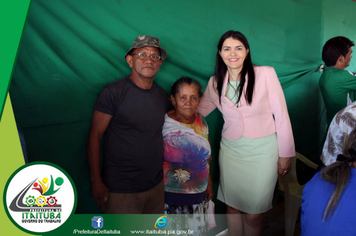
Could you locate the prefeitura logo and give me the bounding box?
[3,162,77,234]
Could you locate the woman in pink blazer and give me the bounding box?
[198,30,295,235]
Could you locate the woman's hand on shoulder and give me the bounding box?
[277,157,292,178]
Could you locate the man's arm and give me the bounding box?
[87,110,113,211]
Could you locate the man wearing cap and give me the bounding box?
[319,36,355,126]
[87,35,170,214]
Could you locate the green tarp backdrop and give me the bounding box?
[9,0,356,214]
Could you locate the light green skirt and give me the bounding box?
[217,133,278,214]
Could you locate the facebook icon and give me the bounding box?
[91,216,104,229]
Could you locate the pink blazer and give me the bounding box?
[197,66,295,158]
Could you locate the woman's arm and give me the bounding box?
[265,67,295,176]
[197,77,218,117]
[205,156,215,201]
[205,134,214,201]
[265,67,295,156]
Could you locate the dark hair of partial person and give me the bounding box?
[322,36,355,67]
[214,30,255,105]
[171,76,203,98]
[321,128,356,221]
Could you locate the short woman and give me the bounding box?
[163,77,214,235]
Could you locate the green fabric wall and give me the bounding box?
[322,0,356,49]
[9,0,356,214]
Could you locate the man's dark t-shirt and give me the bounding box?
[94,76,170,193]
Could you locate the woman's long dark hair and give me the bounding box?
[214,30,255,105]
[321,128,356,220]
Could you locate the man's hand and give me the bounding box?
[277,157,292,178]
[91,181,109,211]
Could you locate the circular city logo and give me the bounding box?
[3,162,77,234]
